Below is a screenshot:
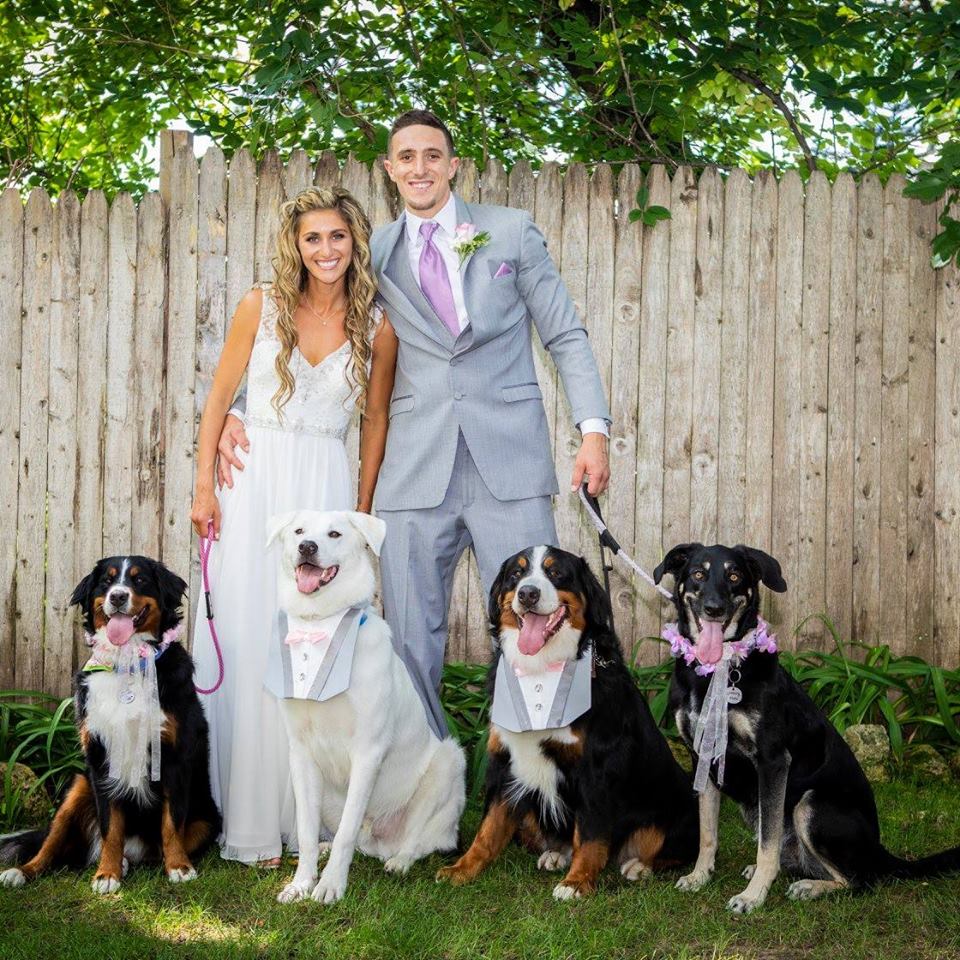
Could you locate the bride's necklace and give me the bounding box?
[301,296,346,328]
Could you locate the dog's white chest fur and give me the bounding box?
[494,723,576,825]
[84,671,164,801]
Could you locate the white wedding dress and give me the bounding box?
[193,285,378,862]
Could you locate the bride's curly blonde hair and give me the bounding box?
[270,187,377,416]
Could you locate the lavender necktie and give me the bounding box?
[418,221,459,336]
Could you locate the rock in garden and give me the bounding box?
[843,724,890,765]
[906,744,950,781]
[0,762,50,825]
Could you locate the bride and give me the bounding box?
[189,187,397,865]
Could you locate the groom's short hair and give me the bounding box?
[389,110,456,157]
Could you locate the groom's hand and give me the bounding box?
[571,433,609,496]
[217,414,250,489]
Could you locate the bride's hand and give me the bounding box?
[191,488,222,539]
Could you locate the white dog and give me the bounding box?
[266,509,466,905]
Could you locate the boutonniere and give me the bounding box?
[452,222,490,265]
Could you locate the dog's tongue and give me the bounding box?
[296,564,324,594]
[518,612,550,655]
[106,615,136,647]
[695,620,724,666]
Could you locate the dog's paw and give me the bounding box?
[742,863,756,880]
[91,873,121,895]
[311,874,346,905]
[537,850,571,872]
[786,878,841,901]
[620,857,652,882]
[384,854,414,875]
[676,868,712,892]
[435,864,471,886]
[727,888,766,914]
[121,857,130,878]
[277,881,312,904]
[0,868,26,888]
[167,865,197,884]
[552,882,583,901]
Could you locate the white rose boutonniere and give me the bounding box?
[452,222,490,265]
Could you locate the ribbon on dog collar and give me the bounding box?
[662,619,776,792]
[80,624,183,784]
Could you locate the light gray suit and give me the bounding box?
[373,195,609,736]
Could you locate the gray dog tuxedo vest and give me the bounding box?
[490,647,593,733]
[264,606,367,702]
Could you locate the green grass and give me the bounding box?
[0,780,958,960]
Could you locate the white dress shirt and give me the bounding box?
[403,195,608,438]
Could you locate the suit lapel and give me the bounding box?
[375,215,452,349]
[455,196,489,338]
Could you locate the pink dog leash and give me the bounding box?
[195,520,225,695]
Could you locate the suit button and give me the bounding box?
[450,357,459,366]
[298,673,306,681]
[454,391,464,400]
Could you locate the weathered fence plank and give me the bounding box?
[254,151,283,284]
[103,193,137,555]
[45,190,81,695]
[825,173,857,645]
[16,189,53,691]
[226,149,256,324]
[0,189,24,688]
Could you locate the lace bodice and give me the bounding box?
[245,286,380,441]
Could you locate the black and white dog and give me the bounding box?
[438,546,697,898]
[0,557,220,893]
[655,542,960,913]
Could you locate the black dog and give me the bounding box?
[0,557,221,893]
[655,542,960,913]
[438,545,697,898]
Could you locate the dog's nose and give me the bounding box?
[702,600,724,619]
[298,540,318,557]
[107,588,129,608]
[517,585,540,608]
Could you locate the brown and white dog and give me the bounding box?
[0,556,220,893]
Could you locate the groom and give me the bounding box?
[220,110,611,737]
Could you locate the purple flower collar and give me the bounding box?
[662,617,777,676]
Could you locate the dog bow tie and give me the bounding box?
[513,660,565,677]
[284,629,330,646]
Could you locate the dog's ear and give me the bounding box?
[346,512,387,557]
[734,545,787,593]
[653,543,702,585]
[486,555,513,639]
[579,556,612,632]
[150,559,188,623]
[265,511,299,549]
[69,563,101,633]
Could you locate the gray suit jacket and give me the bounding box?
[373,195,610,511]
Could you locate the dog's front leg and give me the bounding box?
[92,803,126,894]
[311,751,384,905]
[676,777,721,892]
[727,753,790,914]
[279,741,326,903]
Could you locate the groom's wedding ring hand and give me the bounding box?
[571,433,610,497]
[217,415,250,489]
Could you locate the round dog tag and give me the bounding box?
[726,686,743,705]
[119,690,136,705]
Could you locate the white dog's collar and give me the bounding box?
[490,646,592,733]
[265,605,367,702]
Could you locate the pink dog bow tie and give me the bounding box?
[514,660,565,677]
[285,629,330,646]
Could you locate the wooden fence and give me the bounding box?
[3,131,959,697]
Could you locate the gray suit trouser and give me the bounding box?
[378,431,558,738]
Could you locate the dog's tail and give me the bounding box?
[0,829,47,865]
[875,844,960,880]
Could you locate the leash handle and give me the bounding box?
[195,520,225,695]
[577,483,674,601]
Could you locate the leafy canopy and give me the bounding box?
[3,1,959,260]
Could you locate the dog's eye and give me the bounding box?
[729,572,741,584]
[328,530,341,539]
[294,528,303,535]
[692,570,705,582]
